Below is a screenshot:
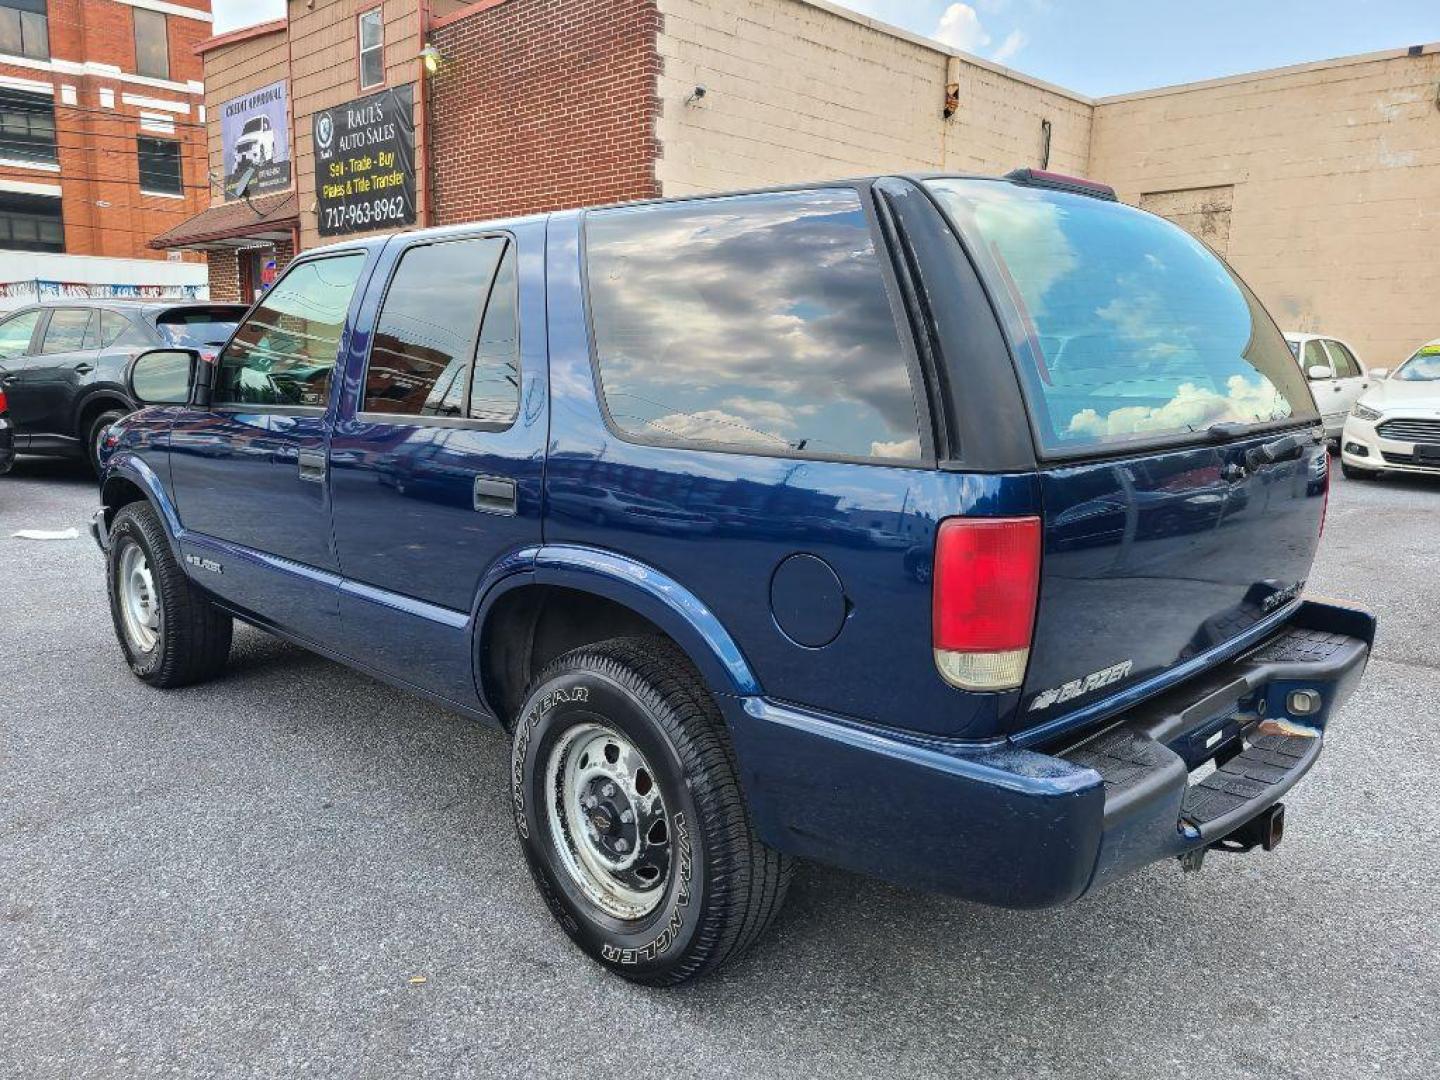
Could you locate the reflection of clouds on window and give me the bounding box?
[1067,375,1290,439]
[926,178,1314,451]
[587,189,919,461]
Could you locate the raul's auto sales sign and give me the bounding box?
[312,83,416,237]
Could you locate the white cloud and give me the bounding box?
[932,3,1028,64]
[933,3,990,53]
[212,0,285,35]
[992,28,1028,64]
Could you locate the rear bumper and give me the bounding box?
[725,599,1374,907]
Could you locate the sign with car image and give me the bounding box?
[221,80,291,201]
[312,84,416,237]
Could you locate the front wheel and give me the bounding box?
[510,637,792,985]
[107,503,232,687]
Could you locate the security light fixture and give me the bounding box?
[420,43,443,74]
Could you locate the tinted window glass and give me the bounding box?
[100,309,144,348]
[1303,339,1330,376]
[156,308,243,349]
[215,254,366,408]
[133,8,169,81]
[362,237,509,418]
[1326,341,1360,379]
[586,189,919,460]
[0,87,57,166]
[925,178,1316,451]
[41,308,93,353]
[137,138,182,196]
[0,1,50,60]
[470,244,519,423]
[0,308,39,357]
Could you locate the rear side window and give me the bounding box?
[925,179,1317,452]
[215,253,366,408]
[40,308,93,353]
[100,309,145,348]
[585,189,920,461]
[361,235,518,423]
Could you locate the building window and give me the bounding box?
[133,7,169,81]
[358,8,384,89]
[0,0,48,61]
[0,87,56,167]
[137,137,183,196]
[0,191,63,252]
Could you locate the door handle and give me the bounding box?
[296,448,327,483]
[74,363,94,375]
[473,475,517,515]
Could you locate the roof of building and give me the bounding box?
[194,18,288,56]
[149,193,300,251]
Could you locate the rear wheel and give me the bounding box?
[509,636,791,985]
[86,408,126,475]
[107,502,232,687]
[1341,461,1379,480]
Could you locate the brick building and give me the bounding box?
[0,0,211,306]
[160,0,1438,366]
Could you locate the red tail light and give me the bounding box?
[932,516,1042,691]
[0,386,7,414]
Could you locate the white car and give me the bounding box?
[1339,339,1440,480]
[1284,332,1371,441]
[233,115,276,171]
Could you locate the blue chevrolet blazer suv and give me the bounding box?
[92,171,1375,985]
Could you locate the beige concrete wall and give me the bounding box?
[653,0,1092,196]
[1090,46,1440,370]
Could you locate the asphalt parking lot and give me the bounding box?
[1,456,1437,1080]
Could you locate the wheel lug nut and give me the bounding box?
[602,783,615,798]
[584,796,598,809]
[620,810,633,824]
[615,838,628,852]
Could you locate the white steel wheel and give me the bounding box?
[117,540,160,653]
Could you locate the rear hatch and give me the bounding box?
[925,177,1326,736]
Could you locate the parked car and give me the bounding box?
[0,382,13,475]
[1339,339,1440,479]
[233,115,276,170]
[90,170,1373,985]
[0,301,246,472]
[1284,332,1371,441]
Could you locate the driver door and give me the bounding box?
[167,250,373,643]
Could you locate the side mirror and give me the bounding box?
[127,348,201,405]
[1306,365,1332,381]
[1369,368,1388,380]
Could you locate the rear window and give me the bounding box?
[585,189,920,462]
[156,307,245,350]
[925,179,1316,453]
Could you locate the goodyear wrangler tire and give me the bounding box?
[107,502,232,688]
[510,636,792,985]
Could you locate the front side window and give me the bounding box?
[215,254,367,409]
[137,138,182,196]
[358,9,384,89]
[0,87,56,166]
[925,178,1317,452]
[40,308,93,353]
[585,189,920,461]
[0,190,61,251]
[0,0,48,60]
[1303,339,1331,377]
[1326,341,1361,379]
[362,236,518,423]
[0,308,39,357]
[133,8,169,80]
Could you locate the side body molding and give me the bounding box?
[478,544,761,699]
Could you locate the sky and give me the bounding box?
[212,0,1439,97]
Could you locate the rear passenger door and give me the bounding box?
[12,307,98,438]
[0,309,45,432]
[326,225,547,701]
